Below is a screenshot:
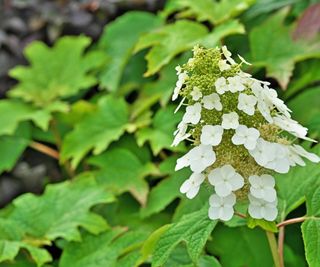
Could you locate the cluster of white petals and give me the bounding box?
[172,45,320,222]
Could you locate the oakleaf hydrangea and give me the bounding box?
[172,45,320,222]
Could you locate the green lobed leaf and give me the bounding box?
[276,145,320,218]
[60,229,147,267]
[0,100,67,135]
[163,0,254,25]
[302,187,320,267]
[136,106,183,155]
[1,174,113,244]
[285,60,320,99]
[0,219,52,267]
[61,95,129,168]
[135,19,244,76]
[98,11,162,91]
[141,157,191,218]
[207,224,273,267]
[152,205,217,266]
[249,8,320,89]
[9,36,106,106]
[88,147,157,205]
[0,123,31,174]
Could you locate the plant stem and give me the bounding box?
[234,211,247,219]
[276,217,306,228]
[278,226,285,267]
[266,231,282,267]
[29,141,59,159]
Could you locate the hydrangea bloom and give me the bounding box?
[172,45,320,222]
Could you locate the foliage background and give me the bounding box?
[0,0,320,266]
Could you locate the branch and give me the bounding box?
[278,226,285,267]
[276,217,306,228]
[29,141,59,160]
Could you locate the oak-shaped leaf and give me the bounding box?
[136,106,184,155]
[98,11,162,91]
[9,36,106,106]
[163,0,254,25]
[0,99,68,136]
[302,187,320,267]
[61,95,129,168]
[60,228,148,267]
[0,174,114,266]
[0,123,31,174]
[151,205,217,266]
[249,8,320,89]
[134,19,244,76]
[88,148,158,205]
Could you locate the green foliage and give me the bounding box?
[1,2,320,266]
[0,175,113,265]
[163,0,255,25]
[88,147,157,205]
[152,206,217,266]
[302,187,320,267]
[0,100,67,135]
[135,19,244,76]
[61,95,129,168]
[249,8,320,88]
[141,158,191,217]
[0,124,30,174]
[98,12,162,91]
[287,87,320,138]
[136,106,184,155]
[276,145,320,218]
[9,36,106,106]
[207,225,273,267]
[60,228,147,267]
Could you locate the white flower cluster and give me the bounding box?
[172,45,320,222]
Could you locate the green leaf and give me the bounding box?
[0,219,52,267]
[141,166,190,218]
[88,148,157,205]
[287,87,320,138]
[9,36,106,106]
[136,106,183,155]
[207,225,273,267]
[285,60,320,98]
[276,145,320,218]
[0,100,67,135]
[163,0,254,25]
[247,217,278,232]
[0,123,30,174]
[98,11,162,91]
[135,20,244,76]
[152,205,217,266]
[60,229,147,267]
[61,95,129,168]
[1,174,113,243]
[302,187,320,267]
[249,8,320,89]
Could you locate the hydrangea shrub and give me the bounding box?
[172,45,320,222]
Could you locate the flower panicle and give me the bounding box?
[172,45,320,222]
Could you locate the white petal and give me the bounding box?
[215,182,233,197]
[208,206,220,220]
[180,179,191,194]
[230,173,244,190]
[292,145,320,163]
[186,186,200,199]
[261,174,275,187]
[223,193,236,206]
[262,205,278,221]
[220,206,234,221]
[248,204,263,219]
